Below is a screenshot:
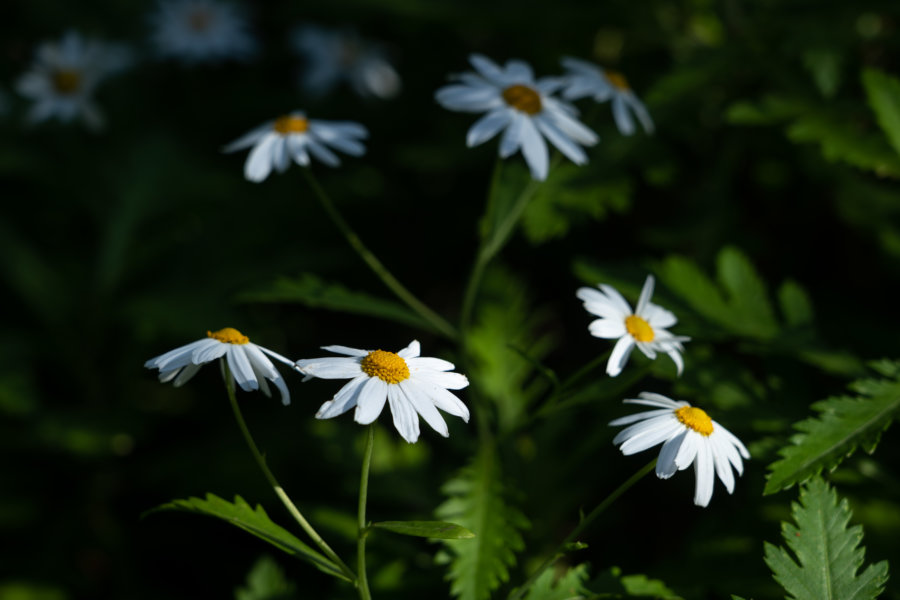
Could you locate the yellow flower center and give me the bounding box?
[675,406,714,436]
[625,315,655,343]
[273,115,309,135]
[188,8,213,31]
[207,327,250,345]
[605,70,630,90]
[53,69,82,94]
[502,84,542,115]
[360,350,410,384]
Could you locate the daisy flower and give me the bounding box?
[223,112,368,182]
[149,0,257,64]
[295,340,470,444]
[610,392,750,507]
[435,54,598,181]
[576,275,688,377]
[560,57,654,136]
[291,25,401,99]
[144,327,294,404]
[15,30,131,129]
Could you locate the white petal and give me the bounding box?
[666,347,685,376]
[192,339,228,364]
[353,377,388,425]
[612,95,635,136]
[635,275,655,315]
[411,369,468,390]
[499,112,524,158]
[534,115,588,166]
[693,440,715,507]
[223,122,272,153]
[295,356,362,379]
[674,432,700,471]
[627,93,655,134]
[588,318,627,339]
[597,284,633,316]
[644,303,678,329]
[227,347,259,392]
[286,135,311,166]
[503,59,534,83]
[244,134,278,182]
[399,381,448,437]
[146,339,208,370]
[397,340,421,359]
[609,407,672,427]
[633,392,682,408]
[657,431,687,479]
[306,138,341,167]
[519,116,549,180]
[316,376,368,419]
[619,419,683,455]
[321,345,369,356]
[466,109,512,147]
[387,384,420,443]
[407,356,453,371]
[469,53,503,83]
[710,434,735,493]
[173,364,202,387]
[408,380,470,422]
[606,336,635,377]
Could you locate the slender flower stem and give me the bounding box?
[508,459,657,600]
[302,169,458,341]
[223,370,356,582]
[357,425,376,600]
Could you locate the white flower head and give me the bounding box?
[291,25,401,100]
[577,275,689,377]
[144,327,294,404]
[435,54,598,181]
[16,30,132,129]
[150,0,257,64]
[610,392,750,507]
[295,340,470,444]
[560,57,654,136]
[223,111,368,182]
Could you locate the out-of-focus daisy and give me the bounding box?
[576,275,688,377]
[291,25,400,99]
[295,341,469,443]
[150,0,257,64]
[610,392,750,507]
[435,54,598,181]
[145,327,294,404]
[560,57,654,136]
[223,111,368,182]
[16,30,132,129]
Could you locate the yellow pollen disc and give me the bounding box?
[207,327,250,345]
[53,69,82,94]
[675,406,714,436]
[605,70,630,90]
[273,115,309,135]
[361,350,410,384]
[502,84,542,115]
[625,314,655,343]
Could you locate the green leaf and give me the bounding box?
[862,68,900,157]
[372,520,475,539]
[145,494,348,581]
[435,445,530,600]
[765,360,900,494]
[588,566,683,599]
[803,48,843,98]
[778,280,815,327]
[235,555,298,600]
[523,563,590,600]
[763,476,889,600]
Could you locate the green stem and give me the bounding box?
[302,170,458,341]
[357,425,376,600]
[223,369,356,582]
[508,459,656,600]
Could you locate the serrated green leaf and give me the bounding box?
[764,476,889,600]
[435,445,530,600]
[524,563,590,600]
[145,494,347,581]
[765,360,900,494]
[778,280,814,327]
[235,555,298,600]
[372,520,475,539]
[862,68,900,157]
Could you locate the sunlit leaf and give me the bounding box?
[523,563,590,600]
[372,520,475,539]
[862,67,900,157]
[235,555,298,600]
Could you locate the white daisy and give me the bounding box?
[560,57,654,136]
[15,30,132,129]
[291,25,401,99]
[610,392,750,507]
[150,0,257,64]
[144,327,294,404]
[295,341,470,444]
[435,54,598,181]
[223,111,368,182]
[576,275,688,377]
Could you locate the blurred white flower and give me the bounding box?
[576,275,688,377]
[150,0,257,64]
[16,30,132,129]
[561,57,654,136]
[223,111,368,182]
[295,341,470,444]
[291,25,400,99]
[435,54,598,181]
[610,392,750,507]
[145,327,294,404]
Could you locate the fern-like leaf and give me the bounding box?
[524,564,590,600]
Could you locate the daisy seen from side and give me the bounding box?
[144,327,294,404]
[149,0,257,64]
[610,392,750,507]
[295,340,470,444]
[560,57,654,136]
[576,274,688,377]
[435,53,598,181]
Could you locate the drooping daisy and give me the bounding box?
[435,54,598,181]
[291,25,401,99]
[223,112,368,182]
[295,341,470,443]
[610,392,750,507]
[576,275,688,377]
[144,327,294,404]
[560,57,654,136]
[16,30,132,129]
[149,0,257,64]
